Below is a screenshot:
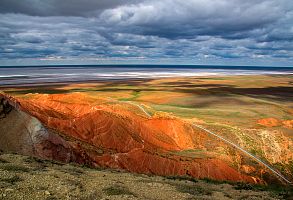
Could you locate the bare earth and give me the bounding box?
[0,152,291,200]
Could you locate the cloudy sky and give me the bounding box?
[0,0,292,66]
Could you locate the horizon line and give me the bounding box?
[0,64,293,69]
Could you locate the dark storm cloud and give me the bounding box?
[99,0,283,38]
[0,0,139,16]
[0,0,292,65]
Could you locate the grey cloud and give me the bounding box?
[0,0,292,65]
[0,0,140,16]
[99,0,285,39]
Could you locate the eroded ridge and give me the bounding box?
[0,92,289,184]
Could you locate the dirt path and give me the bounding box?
[125,100,292,185]
[192,124,292,185]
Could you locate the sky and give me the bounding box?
[0,0,292,66]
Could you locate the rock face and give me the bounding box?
[0,93,264,183]
[0,99,90,164]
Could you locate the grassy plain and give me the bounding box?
[2,75,292,130]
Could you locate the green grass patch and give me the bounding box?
[59,165,85,176]
[170,149,210,159]
[234,182,293,198]
[7,89,70,95]
[23,156,47,164]
[0,158,9,163]
[201,177,233,185]
[165,175,198,183]
[119,90,141,101]
[0,164,30,172]
[45,196,58,200]
[103,185,135,196]
[0,175,22,184]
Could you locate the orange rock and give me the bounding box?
[257,118,280,127]
[0,93,262,183]
[242,165,256,174]
[282,120,293,128]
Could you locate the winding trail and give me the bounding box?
[107,98,152,118]
[124,100,292,185]
[123,101,152,118]
[1,93,291,184]
[192,124,292,184]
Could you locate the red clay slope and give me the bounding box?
[1,93,261,183]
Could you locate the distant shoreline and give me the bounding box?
[1,66,292,88]
[0,74,292,89]
[0,64,293,71]
[0,78,152,89]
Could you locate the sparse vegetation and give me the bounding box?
[201,177,232,185]
[172,182,212,196]
[0,175,22,184]
[165,175,198,183]
[0,152,289,199]
[102,185,135,196]
[0,164,30,172]
[45,196,58,200]
[65,179,84,191]
[0,157,8,163]
[54,165,85,176]
[24,156,46,164]
[234,182,293,198]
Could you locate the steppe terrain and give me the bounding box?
[0,74,293,199]
[0,152,292,200]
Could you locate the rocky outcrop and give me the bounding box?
[0,93,267,183]
[257,118,280,127]
[257,118,293,129]
[0,94,91,164]
[282,120,293,129]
